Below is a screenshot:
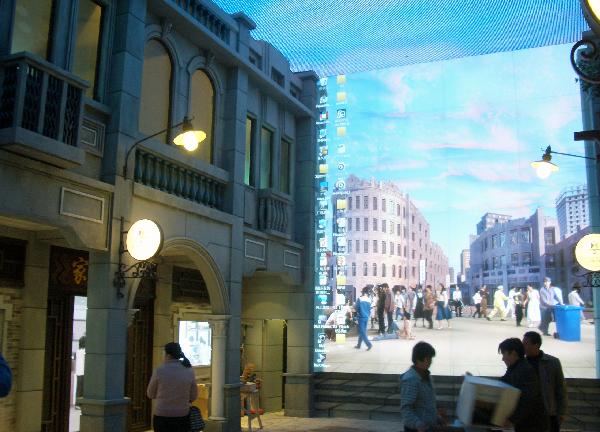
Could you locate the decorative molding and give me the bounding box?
[161,19,173,39]
[245,238,265,261]
[80,117,105,154]
[210,319,228,337]
[283,249,301,269]
[203,49,215,68]
[59,187,105,224]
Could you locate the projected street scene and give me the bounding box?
[313,43,596,376]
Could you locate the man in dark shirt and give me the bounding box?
[498,338,549,432]
[523,331,567,432]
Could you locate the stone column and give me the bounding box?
[209,318,229,421]
[79,249,129,431]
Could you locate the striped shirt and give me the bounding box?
[400,366,438,430]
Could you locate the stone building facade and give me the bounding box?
[0,1,316,431]
[469,208,559,293]
[341,175,449,299]
[556,184,589,240]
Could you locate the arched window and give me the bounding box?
[189,69,214,163]
[352,262,356,276]
[392,264,396,277]
[382,263,386,277]
[139,39,172,143]
[372,263,377,276]
[363,262,368,276]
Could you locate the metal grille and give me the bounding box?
[0,64,18,128]
[41,295,73,432]
[63,85,81,146]
[22,65,43,131]
[43,75,62,139]
[126,279,155,432]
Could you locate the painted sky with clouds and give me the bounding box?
[327,43,586,272]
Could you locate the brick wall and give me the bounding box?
[0,286,23,430]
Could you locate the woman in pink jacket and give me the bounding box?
[147,342,198,432]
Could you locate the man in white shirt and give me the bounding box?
[451,286,463,317]
[506,286,519,319]
[472,290,482,318]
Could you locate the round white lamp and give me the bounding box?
[575,233,600,271]
[126,219,163,261]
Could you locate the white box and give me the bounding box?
[456,375,520,427]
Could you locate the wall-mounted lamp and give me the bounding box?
[113,217,164,298]
[123,116,206,177]
[531,135,600,179]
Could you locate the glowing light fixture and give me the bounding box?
[530,146,559,179]
[113,218,163,298]
[126,219,163,261]
[575,233,600,272]
[123,116,205,177]
[173,117,206,151]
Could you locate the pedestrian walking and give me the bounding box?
[498,338,550,432]
[413,285,426,327]
[513,288,525,327]
[480,286,489,319]
[568,284,586,321]
[383,283,395,334]
[423,286,435,329]
[526,284,541,328]
[507,286,519,319]
[354,286,373,351]
[400,342,446,432]
[376,285,386,335]
[523,331,567,432]
[452,286,463,317]
[147,342,198,432]
[435,284,451,329]
[472,289,482,318]
[539,277,558,336]
[487,285,508,321]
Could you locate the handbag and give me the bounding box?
[189,406,205,432]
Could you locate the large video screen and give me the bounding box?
[313,44,595,377]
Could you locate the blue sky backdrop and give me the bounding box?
[324,43,586,272]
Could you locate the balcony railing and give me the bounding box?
[257,189,290,235]
[0,53,87,167]
[134,149,225,210]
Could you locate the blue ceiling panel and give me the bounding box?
[211,0,589,76]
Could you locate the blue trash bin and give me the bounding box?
[554,305,583,342]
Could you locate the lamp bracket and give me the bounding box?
[571,267,600,288]
[571,39,600,85]
[113,217,159,298]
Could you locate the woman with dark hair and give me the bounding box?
[435,284,451,329]
[147,342,198,432]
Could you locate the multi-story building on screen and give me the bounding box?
[341,175,449,300]
[556,184,589,240]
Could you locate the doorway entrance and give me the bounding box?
[41,246,88,432]
[125,278,155,431]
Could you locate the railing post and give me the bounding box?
[13,60,28,129]
[56,80,68,142]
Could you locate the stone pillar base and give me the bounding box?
[204,417,229,432]
[78,397,130,432]
[283,373,313,417]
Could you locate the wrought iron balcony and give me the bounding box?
[0,52,87,168]
[257,189,291,236]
